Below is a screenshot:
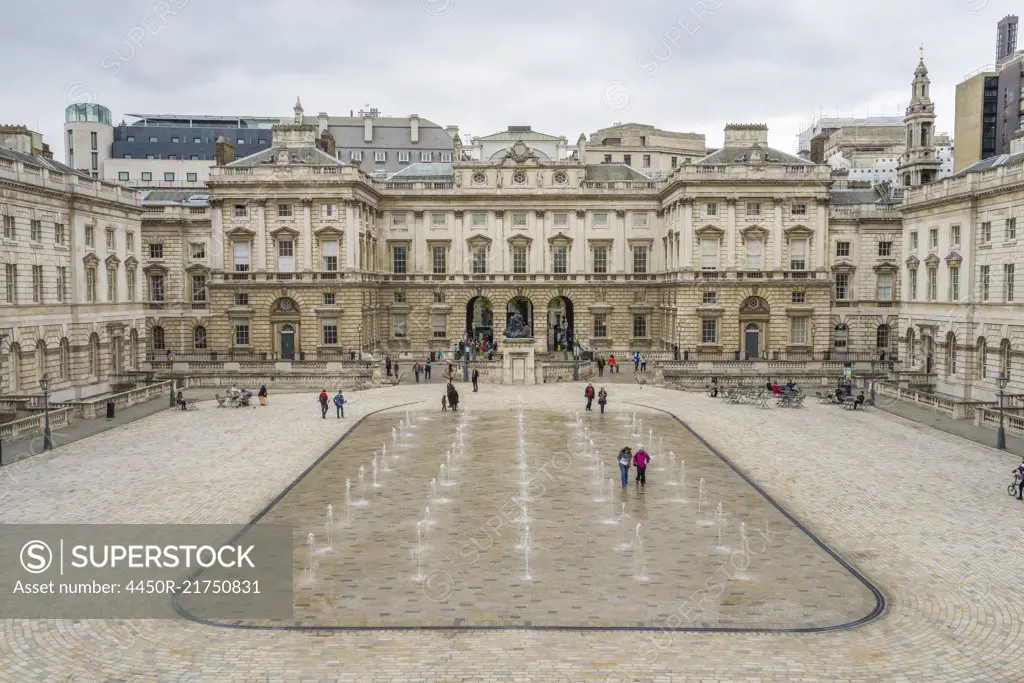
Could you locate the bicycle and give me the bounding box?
[1009,472,1023,497]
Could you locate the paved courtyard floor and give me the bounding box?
[0,382,1021,681]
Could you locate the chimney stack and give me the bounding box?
[363,115,373,143]
[1011,128,1024,154]
[215,136,236,166]
[410,114,420,143]
[317,112,328,135]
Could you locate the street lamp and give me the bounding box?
[997,371,1010,450]
[358,324,363,362]
[38,374,53,451]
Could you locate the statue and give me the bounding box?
[505,310,532,338]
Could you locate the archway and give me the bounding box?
[743,323,761,359]
[738,296,770,359]
[506,297,534,338]
[465,296,494,341]
[270,298,300,360]
[546,296,574,352]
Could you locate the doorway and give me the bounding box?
[280,324,295,360]
[744,323,761,360]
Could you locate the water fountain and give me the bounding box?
[604,477,618,523]
[302,532,317,584]
[316,505,334,555]
[711,503,729,555]
[381,448,390,472]
[412,521,426,583]
[733,522,751,580]
[632,523,649,582]
[344,479,353,525]
[446,451,453,473]
[422,505,435,528]
[667,451,678,485]
[697,478,713,526]
[372,459,379,488]
[430,478,439,501]
[358,465,366,494]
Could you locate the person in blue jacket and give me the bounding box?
[333,390,345,418]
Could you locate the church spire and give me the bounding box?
[899,50,939,188]
[293,97,304,125]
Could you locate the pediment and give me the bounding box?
[143,262,168,275]
[269,225,300,239]
[784,224,814,237]
[740,225,768,238]
[830,261,856,273]
[507,232,533,247]
[695,224,724,237]
[547,232,573,247]
[924,253,940,266]
[873,261,898,273]
[905,255,920,268]
[184,262,211,274]
[225,226,256,238]
[314,226,343,239]
[466,233,493,247]
[104,253,121,267]
[944,250,962,266]
[82,252,100,267]
[123,255,139,268]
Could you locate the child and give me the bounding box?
[441,394,448,412]
[633,446,650,487]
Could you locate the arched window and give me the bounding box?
[977,337,987,379]
[8,343,21,392]
[59,338,71,380]
[945,332,957,376]
[833,325,848,349]
[128,329,138,369]
[193,326,207,350]
[1000,339,1012,378]
[35,342,46,382]
[907,328,916,367]
[151,326,165,352]
[88,333,100,378]
[876,325,891,351]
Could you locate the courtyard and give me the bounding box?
[0,382,1019,681]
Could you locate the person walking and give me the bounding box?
[441,394,448,412]
[258,384,268,406]
[447,383,459,411]
[317,389,329,419]
[472,368,480,392]
[333,390,345,418]
[584,383,595,411]
[385,355,392,377]
[640,354,648,373]
[425,358,432,380]
[633,351,641,373]
[414,363,421,383]
[597,387,608,414]
[393,361,400,377]
[617,446,632,487]
[633,446,650,487]
[609,354,617,374]
[596,357,605,377]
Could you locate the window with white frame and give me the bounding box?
[55,223,66,245]
[512,212,527,227]
[950,224,961,246]
[642,154,652,167]
[745,237,762,269]
[191,274,206,302]
[927,268,937,301]
[322,320,338,345]
[148,274,163,302]
[746,202,761,216]
[392,245,407,274]
[322,203,336,217]
[193,327,207,349]
[350,151,363,162]
[392,213,408,227]
[593,212,608,227]
[125,269,135,301]
[106,268,117,302]
[393,313,407,338]
[233,241,250,272]
[2,215,13,239]
[398,151,410,163]
[471,212,487,228]
[929,228,938,249]
[593,314,607,338]
[374,151,386,163]
[1006,263,1016,302]
[910,231,918,251]
[702,291,717,305]
[322,241,339,272]
[705,202,717,217]
[433,291,445,304]
[633,314,648,338]
[836,241,851,258]
[472,246,487,273]
[700,237,719,270]
[85,225,95,247]
[834,272,850,300]
[791,203,807,215]
[1009,217,1018,240]
[31,220,42,241]
[277,240,294,272]
[982,221,992,242]
[981,265,990,301]
[950,266,960,300]
[790,317,808,345]
[908,268,918,300]
[876,272,893,300]
[432,314,447,338]
[277,203,292,218]
[878,241,893,257]
[85,268,96,302]
[834,325,849,348]
[190,243,205,260]
[57,267,67,302]
[593,245,608,273]
[322,292,335,306]
[432,245,447,274]
[440,152,452,163]
[789,238,807,271]
[632,244,648,273]
[420,152,432,162]
[4,263,15,303]
[553,212,568,227]
[701,318,717,344]
[552,246,568,273]
[512,246,528,273]
[431,213,446,227]
[233,320,250,346]
[234,293,249,306]
[32,265,43,302]
[791,291,806,303]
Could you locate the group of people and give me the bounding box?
[583,383,609,413]
[317,389,346,418]
[456,337,497,361]
[617,446,651,486]
[441,382,460,412]
[765,378,799,395]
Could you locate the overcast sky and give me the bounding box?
[2,0,1017,162]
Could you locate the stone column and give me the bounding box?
[255,199,267,272]
[344,201,357,269]
[681,199,694,270]
[301,198,313,272]
[773,197,784,270]
[726,198,737,270]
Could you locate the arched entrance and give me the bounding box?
[270,298,300,360]
[506,297,534,338]
[924,334,934,373]
[546,296,574,352]
[465,296,494,341]
[743,323,761,359]
[738,296,770,360]
[280,324,296,360]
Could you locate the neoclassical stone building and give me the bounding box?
[142,100,874,362]
[0,132,147,400]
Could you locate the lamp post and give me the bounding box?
[997,371,1009,450]
[39,374,53,451]
[358,324,363,362]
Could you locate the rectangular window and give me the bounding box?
[322,292,336,305]
[604,154,613,163]
[623,154,632,166]
[593,213,608,227]
[31,265,42,303]
[705,203,718,217]
[106,269,116,302]
[702,291,717,305]
[1010,217,1018,240]
[277,240,294,273]
[321,240,338,271]
[927,269,937,301]
[982,221,992,242]
[91,153,98,170]
[55,223,66,245]
[187,172,198,182]
[671,156,678,167]
[348,151,363,162]
[471,213,487,227]
[642,154,651,167]
[512,246,528,273]
[106,229,114,250]
[791,203,807,215]
[85,269,95,302]
[929,228,938,249]
[472,246,487,273]
[90,131,97,150]
[878,241,893,257]
[981,265,990,301]
[593,314,607,338]
[233,241,250,272]
[745,238,762,269]
[398,151,410,163]
[950,266,960,301]
[633,314,648,339]
[277,204,292,218]
[909,268,918,300]
[374,151,386,163]
[234,293,249,306]
[746,202,761,216]
[193,136,201,144]
[701,318,717,344]
[1006,263,1016,302]
[789,239,807,271]
[512,212,527,227]
[553,246,567,273]
[790,317,808,345]
[633,213,649,228]
[876,272,893,300]
[85,225,94,247]
[632,245,648,273]
[322,322,338,345]
[393,313,407,338]
[392,213,407,227]
[233,205,247,217]
[432,245,447,274]
[951,224,961,245]
[28,219,41,241]
[791,291,806,304]
[910,231,918,251]
[141,172,152,182]
[5,264,15,303]
[236,139,245,145]
[190,243,205,260]
[432,314,447,339]
[234,321,250,346]
[834,272,849,300]
[125,269,135,301]
[701,238,719,270]
[431,213,446,227]
[593,246,608,273]
[392,245,407,273]
[148,136,158,143]
[149,243,163,259]
[56,267,67,302]
[149,275,164,302]
[836,241,850,257]
[191,274,206,302]
[420,152,432,162]
[322,203,336,217]
[3,215,14,239]
[553,212,568,227]
[118,171,129,181]
[163,172,175,182]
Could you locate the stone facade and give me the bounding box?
[0,136,147,400]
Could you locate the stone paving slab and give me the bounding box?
[0,384,1019,681]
